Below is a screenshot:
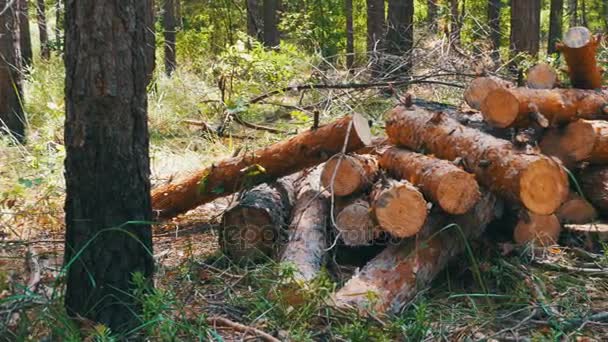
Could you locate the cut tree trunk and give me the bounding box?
[152,114,371,220]
[540,120,608,166]
[220,174,299,262]
[332,190,498,315]
[513,211,562,246]
[370,178,428,238]
[556,192,598,224]
[464,76,511,110]
[379,146,480,214]
[580,166,608,214]
[279,167,329,304]
[557,26,602,89]
[334,196,377,246]
[481,87,608,128]
[320,154,379,196]
[526,63,559,89]
[386,106,569,215]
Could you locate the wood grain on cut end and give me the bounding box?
[563,120,608,164]
[513,212,561,246]
[481,87,520,128]
[526,63,558,89]
[556,192,598,224]
[371,179,428,238]
[464,76,511,110]
[580,166,608,213]
[519,158,569,215]
[335,197,377,246]
[321,154,379,196]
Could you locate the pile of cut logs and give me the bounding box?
[152,27,608,315]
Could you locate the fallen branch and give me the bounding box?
[206,316,280,342]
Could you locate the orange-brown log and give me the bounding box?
[332,191,498,315]
[321,154,379,196]
[526,63,559,89]
[354,136,388,155]
[220,174,299,261]
[279,167,329,304]
[386,106,569,215]
[379,146,480,214]
[513,211,561,246]
[334,197,378,246]
[481,87,608,128]
[464,76,512,110]
[370,179,428,238]
[580,166,608,214]
[556,27,603,89]
[556,192,598,224]
[541,120,608,166]
[152,114,371,219]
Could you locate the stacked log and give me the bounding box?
[541,120,608,166]
[580,167,608,214]
[333,197,377,246]
[526,63,559,89]
[464,76,511,110]
[320,154,378,196]
[556,27,603,89]
[556,192,598,224]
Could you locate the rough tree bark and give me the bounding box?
[345,0,354,70]
[386,106,569,215]
[163,0,176,76]
[370,178,428,238]
[18,0,33,68]
[0,0,25,142]
[63,0,156,333]
[379,146,480,214]
[580,166,608,214]
[510,0,541,58]
[332,191,498,315]
[449,0,460,44]
[36,0,49,59]
[321,154,379,197]
[548,0,564,55]
[481,87,608,128]
[263,0,279,47]
[557,26,602,89]
[152,114,371,219]
[385,0,414,75]
[488,0,501,63]
[366,0,385,65]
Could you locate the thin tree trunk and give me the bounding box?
[568,0,578,27]
[510,0,541,58]
[449,0,460,44]
[64,0,156,333]
[487,0,501,63]
[385,0,414,77]
[163,0,177,76]
[55,0,62,50]
[366,0,385,78]
[0,0,25,142]
[263,0,279,47]
[548,0,564,55]
[581,0,588,27]
[18,0,33,68]
[427,0,437,28]
[36,0,49,59]
[345,0,354,70]
[247,0,260,40]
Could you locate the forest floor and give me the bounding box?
[2,36,608,340]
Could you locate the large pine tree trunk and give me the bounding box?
[36,0,49,59]
[263,0,279,47]
[0,0,25,142]
[548,0,564,55]
[63,0,156,333]
[18,0,33,68]
[247,0,262,41]
[385,0,414,76]
[163,0,177,76]
[510,0,541,58]
[345,0,354,70]
[366,0,385,71]
[487,0,501,63]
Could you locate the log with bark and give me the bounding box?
[541,120,608,166]
[513,211,562,246]
[580,166,608,214]
[481,87,608,128]
[333,196,378,246]
[379,146,480,214]
[526,63,559,89]
[321,154,379,196]
[563,223,608,251]
[332,190,499,315]
[220,174,299,261]
[386,106,569,215]
[370,178,428,238]
[152,114,372,219]
[556,192,598,224]
[278,167,329,304]
[463,76,511,110]
[556,26,603,89]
